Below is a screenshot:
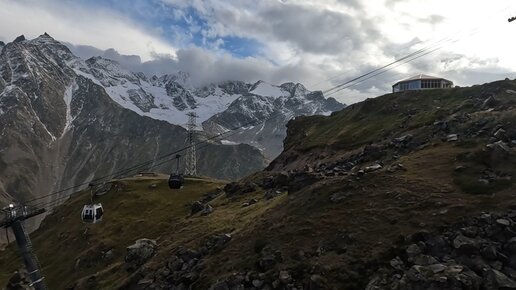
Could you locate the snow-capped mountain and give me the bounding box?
[66,56,345,159]
[0,34,266,213]
[69,57,248,126]
[203,81,345,159]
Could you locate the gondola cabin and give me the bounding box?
[81,203,104,224]
[168,174,184,189]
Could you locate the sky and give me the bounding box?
[1,0,516,104]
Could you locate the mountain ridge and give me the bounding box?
[0,33,267,211]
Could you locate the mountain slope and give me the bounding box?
[2,79,516,289]
[0,34,266,211]
[203,82,345,159]
[67,54,345,160]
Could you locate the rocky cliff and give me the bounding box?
[0,34,266,211]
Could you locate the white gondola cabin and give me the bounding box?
[81,203,104,224]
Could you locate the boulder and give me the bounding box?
[482,96,499,109]
[406,244,422,257]
[484,269,516,290]
[125,238,157,271]
[204,233,232,253]
[453,234,480,255]
[262,172,289,189]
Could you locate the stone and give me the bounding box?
[484,269,516,289]
[201,204,214,216]
[461,226,479,238]
[412,255,438,266]
[506,237,516,254]
[445,264,463,275]
[481,245,499,260]
[455,165,467,172]
[453,234,480,255]
[426,236,451,259]
[125,238,157,271]
[224,182,257,197]
[393,134,413,143]
[496,218,511,226]
[191,201,204,215]
[308,275,324,290]
[364,164,382,173]
[6,270,32,290]
[446,134,459,142]
[204,233,232,252]
[406,244,422,257]
[428,263,446,274]
[252,279,263,287]
[264,190,283,200]
[329,191,353,203]
[483,96,499,109]
[259,255,277,271]
[242,199,258,207]
[494,128,507,140]
[279,270,291,284]
[390,256,405,270]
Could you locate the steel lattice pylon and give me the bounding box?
[185,112,198,176]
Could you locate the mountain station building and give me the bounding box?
[392,74,454,93]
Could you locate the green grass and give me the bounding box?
[0,176,226,289]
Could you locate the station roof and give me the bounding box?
[393,74,452,87]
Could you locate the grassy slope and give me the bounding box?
[1,80,516,289]
[0,176,227,289]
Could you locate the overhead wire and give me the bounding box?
[23,110,286,209]
[22,4,513,210]
[326,5,512,101]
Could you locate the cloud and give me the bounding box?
[2,0,516,105]
[0,0,176,60]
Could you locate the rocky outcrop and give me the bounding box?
[134,233,233,289]
[367,211,516,290]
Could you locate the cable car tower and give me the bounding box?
[1,204,47,290]
[185,112,199,176]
